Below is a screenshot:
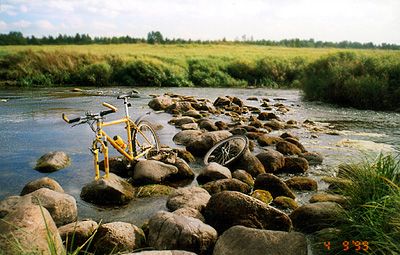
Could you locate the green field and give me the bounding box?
[1,43,399,110]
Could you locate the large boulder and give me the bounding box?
[213,225,307,255]
[148,211,217,255]
[92,222,145,255]
[256,149,285,173]
[232,169,254,187]
[213,96,231,107]
[186,131,232,156]
[285,138,307,153]
[276,141,302,155]
[173,207,205,222]
[285,176,318,191]
[166,101,195,114]
[280,157,309,174]
[254,174,295,199]
[133,160,178,184]
[167,187,211,212]
[168,116,196,127]
[202,179,251,195]
[35,151,71,172]
[0,197,64,254]
[0,195,21,218]
[235,149,265,177]
[173,130,204,146]
[290,202,346,233]
[197,162,232,185]
[58,220,98,251]
[81,173,134,205]
[28,188,77,226]
[20,177,64,195]
[148,95,174,111]
[204,191,292,233]
[198,119,219,131]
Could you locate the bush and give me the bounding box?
[76,62,112,86]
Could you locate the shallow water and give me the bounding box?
[0,86,399,225]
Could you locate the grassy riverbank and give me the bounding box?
[0,44,399,110]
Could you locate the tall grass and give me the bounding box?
[321,154,400,254]
[302,52,400,111]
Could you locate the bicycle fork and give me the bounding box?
[91,137,110,180]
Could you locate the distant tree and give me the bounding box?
[147,31,164,44]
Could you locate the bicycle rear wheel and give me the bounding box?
[132,120,160,158]
[204,135,248,166]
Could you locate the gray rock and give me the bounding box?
[0,195,21,218]
[256,149,285,173]
[197,162,232,185]
[204,191,292,233]
[173,207,205,222]
[28,188,77,226]
[20,177,64,195]
[58,220,98,251]
[290,202,346,233]
[148,96,174,111]
[285,176,318,191]
[232,169,254,187]
[35,151,71,172]
[213,225,307,255]
[148,211,217,255]
[92,222,145,255]
[173,130,204,146]
[202,178,251,195]
[0,197,64,254]
[133,160,178,184]
[169,116,196,127]
[167,187,211,212]
[81,173,134,205]
[186,130,232,156]
[254,173,295,199]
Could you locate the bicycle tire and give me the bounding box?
[204,135,248,166]
[132,120,160,158]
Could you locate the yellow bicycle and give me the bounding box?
[62,91,160,180]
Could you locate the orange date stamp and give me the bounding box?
[324,240,369,252]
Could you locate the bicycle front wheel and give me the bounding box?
[132,120,160,158]
[204,135,248,166]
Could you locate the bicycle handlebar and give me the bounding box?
[62,113,81,124]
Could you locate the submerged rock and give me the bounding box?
[35,151,71,172]
[80,173,134,205]
[213,225,307,255]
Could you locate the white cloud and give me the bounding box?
[12,20,31,29]
[0,21,8,30]
[36,20,55,30]
[20,5,28,13]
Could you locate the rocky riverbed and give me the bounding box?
[0,87,398,254]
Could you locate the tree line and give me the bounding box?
[0,31,399,50]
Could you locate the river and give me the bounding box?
[0,86,399,225]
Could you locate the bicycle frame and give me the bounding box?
[92,112,155,180]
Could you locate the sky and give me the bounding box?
[0,0,399,44]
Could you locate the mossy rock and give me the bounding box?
[321,176,352,191]
[251,189,273,204]
[135,184,175,198]
[273,196,299,210]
